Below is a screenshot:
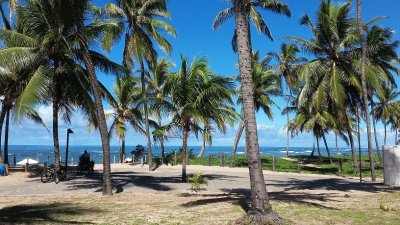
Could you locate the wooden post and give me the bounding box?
[297,163,301,173]
[272,155,276,172]
[13,154,16,166]
[220,153,224,167]
[174,151,177,166]
[208,155,212,166]
[25,163,28,173]
[338,158,343,176]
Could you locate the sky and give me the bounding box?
[5,0,400,148]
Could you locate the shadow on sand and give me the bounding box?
[0,203,99,224]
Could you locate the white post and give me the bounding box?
[113,155,116,164]
[71,158,73,166]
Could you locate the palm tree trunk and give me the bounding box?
[234,0,279,222]
[230,122,244,167]
[0,105,5,164]
[384,120,387,146]
[181,119,189,182]
[357,0,376,181]
[371,101,382,164]
[74,3,112,195]
[322,133,333,164]
[197,132,206,158]
[3,109,10,165]
[316,136,322,162]
[345,117,357,167]
[285,86,290,157]
[310,135,316,157]
[53,71,62,173]
[156,117,165,164]
[357,108,363,182]
[141,62,153,171]
[335,134,339,156]
[120,135,125,164]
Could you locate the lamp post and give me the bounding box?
[65,128,74,172]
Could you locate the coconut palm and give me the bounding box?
[146,58,174,163]
[107,76,144,163]
[290,0,362,167]
[374,86,400,146]
[231,52,280,165]
[71,0,125,195]
[214,0,291,222]
[102,0,176,171]
[357,0,377,181]
[166,57,236,181]
[268,43,305,157]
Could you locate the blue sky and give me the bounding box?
[7,0,400,148]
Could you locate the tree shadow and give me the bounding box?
[180,188,339,212]
[265,177,400,193]
[0,203,99,224]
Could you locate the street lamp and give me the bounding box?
[65,128,74,172]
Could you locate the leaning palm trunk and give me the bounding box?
[322,133,333,164]
[158,117,165,164]
[370,101,382,164]
[316,137,322,161]
[141,63,153,171]
[74,2,112,195]
[233,0,280,222]
[197,133,207,158]
[310,135,316,157]
[230,122,244,167]
[181,119,189,182]
[0,107,5,164]
[357,0,376,181]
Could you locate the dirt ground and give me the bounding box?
[0,164,399,224]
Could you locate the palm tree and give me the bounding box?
[105,0,176,171]
[374,86,400,146]
[166,57,236,181]
[357,0,376,181]
[214,0,290,223]
[268,43,305,157]
[107,76,144,163]
[146,58,174,163]
[290,0,361,167]
[72,0,125,196]
[231,52,280,164]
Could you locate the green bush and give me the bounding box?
[189,172,208,192]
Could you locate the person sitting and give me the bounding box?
[79,150,90,165]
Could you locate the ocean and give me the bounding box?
[2,145,369,166]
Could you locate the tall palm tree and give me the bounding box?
[231,52,280,164]
[107,76,144,163]
[105,0,176,171]
[166,57,236,181]
[72,0,125,196]
[290,0,360,167]
[268,43,305,157]
[214,0,290,223]
[146,58,174,163]
[357,0,376,181]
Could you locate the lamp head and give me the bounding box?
[67,128,74,134]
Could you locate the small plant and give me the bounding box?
[189,172,208,192]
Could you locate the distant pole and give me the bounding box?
[37,153,39,163]
[65,128,74,173]
[71,158,73,166]
[208,155,212,166]
[113,155,116,164]
[174,151,177,166]
[272,155,276,172]
[13,154,16,166]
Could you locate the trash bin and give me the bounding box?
[383,145,400,186]
[0,164,5,176]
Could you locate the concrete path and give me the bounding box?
[0,164,392,197]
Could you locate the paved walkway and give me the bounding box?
[0,164,392,197]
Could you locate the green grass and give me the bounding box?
[187,154,384,178]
